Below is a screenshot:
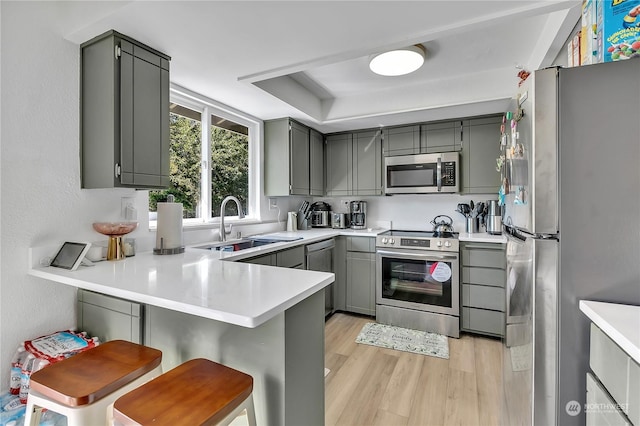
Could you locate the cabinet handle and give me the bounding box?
[115,45,121,59]
[459,121,463,151]
[114,163,121,178]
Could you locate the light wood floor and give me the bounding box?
[325,313,506,426]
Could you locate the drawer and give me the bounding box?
[590,324,638,423]
[461,245,506,268]
[77,290,143,344]
[346,237,375,253]
[462,266,506,288]
[240,253,275,266]
[276,246,305,268]
[461,307,504,336]
[78,289,141,316]
[462,284,505,311]
[586,372,631,426]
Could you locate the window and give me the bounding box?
[149,87,257,225]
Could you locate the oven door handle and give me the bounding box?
[377,250,458,261]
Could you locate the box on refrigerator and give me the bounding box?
[598,0,640,62]
[581,0,597,65]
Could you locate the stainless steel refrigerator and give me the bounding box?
[501,60,640,426]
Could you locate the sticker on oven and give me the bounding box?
[429,262,452,282]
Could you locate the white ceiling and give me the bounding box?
[59,1,582,133]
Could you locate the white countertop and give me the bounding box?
[458,232,507,243]
[29,249,334,329]
[203,227,388,261]
[27,228,388,329]
[579,300,640,364]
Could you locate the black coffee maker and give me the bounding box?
[349,201,367,229]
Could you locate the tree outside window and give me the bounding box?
[150,104,249,221]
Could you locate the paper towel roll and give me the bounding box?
[156,201,183,250]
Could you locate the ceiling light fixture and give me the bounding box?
[369,45,426,76]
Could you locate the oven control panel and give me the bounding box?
[376,236,458,252]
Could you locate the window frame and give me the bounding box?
[150,84,262,228]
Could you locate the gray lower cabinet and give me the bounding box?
[333,236,347,311]
[81,30,170,189]
[239,246,305,269]
[77,289,143,344]
[276,246,305,269]
[383,125,420,156]
[238,253,275,266]
[588,323,638,425]
[345,237,376,316]
[264,118,310,196]
[460,241,506,337]
[461,115,502,194]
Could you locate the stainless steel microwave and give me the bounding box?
[384,152,459,194]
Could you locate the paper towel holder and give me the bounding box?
[153,239,185,255]
[153,194,185,255]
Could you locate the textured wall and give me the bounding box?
[0,2,143,389]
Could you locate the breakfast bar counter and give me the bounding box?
[28,248,334,425]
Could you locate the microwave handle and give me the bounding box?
[436,157,442,192]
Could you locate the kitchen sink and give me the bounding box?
[194,235,302,252]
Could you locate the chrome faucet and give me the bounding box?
[219,196,245,242]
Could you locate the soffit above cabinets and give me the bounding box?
[60,1,581,133]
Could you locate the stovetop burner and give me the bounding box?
[376,230,459,252]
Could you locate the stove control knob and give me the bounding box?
[436,241,443,247]
[390,239,395,244]
[381,238,388,244]
[444,241,452,248]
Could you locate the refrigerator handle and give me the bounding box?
[436,157,442,192]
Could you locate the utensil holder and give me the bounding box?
[466,217,479,233]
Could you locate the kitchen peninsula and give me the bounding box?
[28,248,334,425]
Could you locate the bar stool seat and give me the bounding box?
[113,358,256,426]
[24,340,162,426]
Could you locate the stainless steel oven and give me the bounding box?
[376,230,460,338]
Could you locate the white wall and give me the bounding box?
[316,194,497,233]
[0,2,306,390]
[0,2,128,389]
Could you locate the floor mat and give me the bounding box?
[355,322,449,359]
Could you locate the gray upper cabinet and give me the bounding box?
[309,128,324,196]
[461,115,502,194]
[290,121,310,195]
[81,30,170,189]
[325,130,382,196]
[383,125,420,156]
[352,129,383,196]
[420,120,467,153]
[325,133,353,196]
[264,118,322,196]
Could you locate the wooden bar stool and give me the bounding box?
[113,358,256,426]
[24,340,162,426]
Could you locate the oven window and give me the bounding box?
[380,256,453,308]
[387,164,436,188]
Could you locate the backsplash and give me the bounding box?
[314,194,498,233]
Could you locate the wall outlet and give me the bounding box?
[340,199,350,209]
[121,197,136,219]
[269,198,277,210]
